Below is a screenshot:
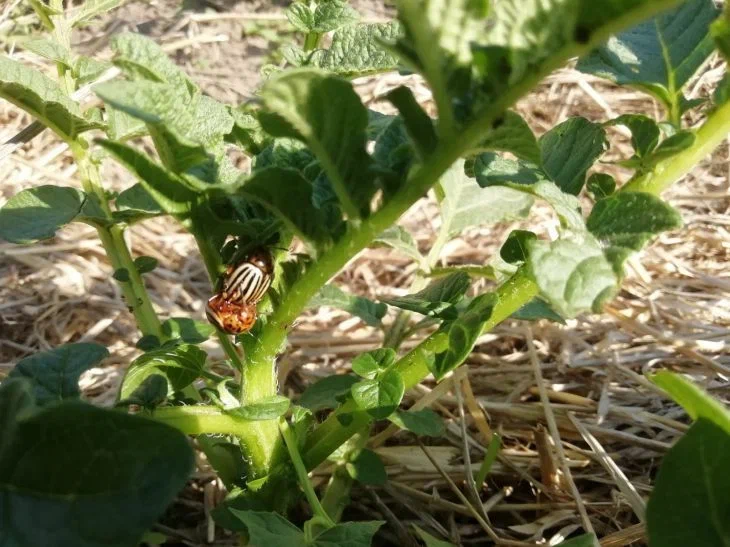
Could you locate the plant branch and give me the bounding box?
[621,99,730,195]
[152,405,258,436]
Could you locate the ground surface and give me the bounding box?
[1,1,729,546]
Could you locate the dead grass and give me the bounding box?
[1,1,729,545]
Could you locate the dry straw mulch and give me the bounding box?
[1,2,729,545]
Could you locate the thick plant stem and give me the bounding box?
[72,146,163,340]
[152,405,260,436]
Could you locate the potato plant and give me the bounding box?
[0,0,729,545]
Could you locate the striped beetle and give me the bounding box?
[205,247,274,335]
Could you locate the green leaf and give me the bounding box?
[389,408,445,437]
[577,0,719,106]
[106,106,147,141]
[345,448,387,486]
[119,344,206,400]
[351,368,405,420]
[712,7,730,62]
[511,298,565,324]
[539,117,607,195]
[0,57,102,140]
[20,37,71,66]
[352,349,396,379]
[437,159,534,239]
[288,0,359,33]
[259,70,374,218]
[386,86,437,157]
[477,111,541,164]
[309,22,401,76]
[381,272,471,319]
[374,226,426,269]
[228,107,270,155]
[97,140,197,215]
[0,379,34,462]
[74,56,112,85]
[114,183,164,223]
[527,231,617,318]
[112,268,130,282]
[117,373,168,409]
[587,191,682,251]
[232,167,332,246]
[69,0,124,26]
[134,255,158,274]
[413,525,455,547]
[309,284,387,327]
[313,521,384,547]
[110,32,196,93]
[230,510,305,545]
[432,293,496,379]
[648,130,696,164]
[647,419,730,546]
[554,534,598,547]
[8,343,108,406]
[606,114,660,158]
[232,395,290,421]
[472,153,543,187]
[0,185,86,243]
[586,173,615,199]
[161,317,215,344]
[500,230,536,264]
[0,401,194,547]
[299,374,359,412]
[649,371,730,434]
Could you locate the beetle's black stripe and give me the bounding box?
[224,262,270,304]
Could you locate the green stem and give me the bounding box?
[303,31,322,52]
[279,418,335,528]
[152,405,259,436]
[72,145,163,339]
[302,270,538,469]
[320,431,368,522]
[622,99,730,195]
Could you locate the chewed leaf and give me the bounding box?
[0,56,102,140]
[259,69,374,218]
[0,186,87,243]
[309,22,401,76]
[527,231,618,318]
[577,0,719,106]
[9,343,109,406]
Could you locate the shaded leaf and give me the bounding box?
[539,117,606,195]
[0,402,194,547]
[259,70,374,218]
[114,183,164,222]
[233,395,290,421]
[606,114,660,158]
[0,185,86,243]
[577,0,719,106]
[500,230,536,264]
[389,408,445,437]
[120,344,206,399]
[346,448,387,486]
[511,298,565,324]
[117,374,168,409]
[161,317,215,344]
[555,534,598,547]
[386,85,437,157]
[478,111,540,164]
[381,272,471,319]
[413,525,455,547]
[309,284,387,327]
[313,521,384,547]
[374,226,426,269]
[8,343,109,406]
[351,369,405,420]
[586,173,615,199]
[587,192,682,251]
[230,510,305,546]
[647,419,730,546]
[134,255,158,274]
[432,293,496,379]
[299,374,359,412]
